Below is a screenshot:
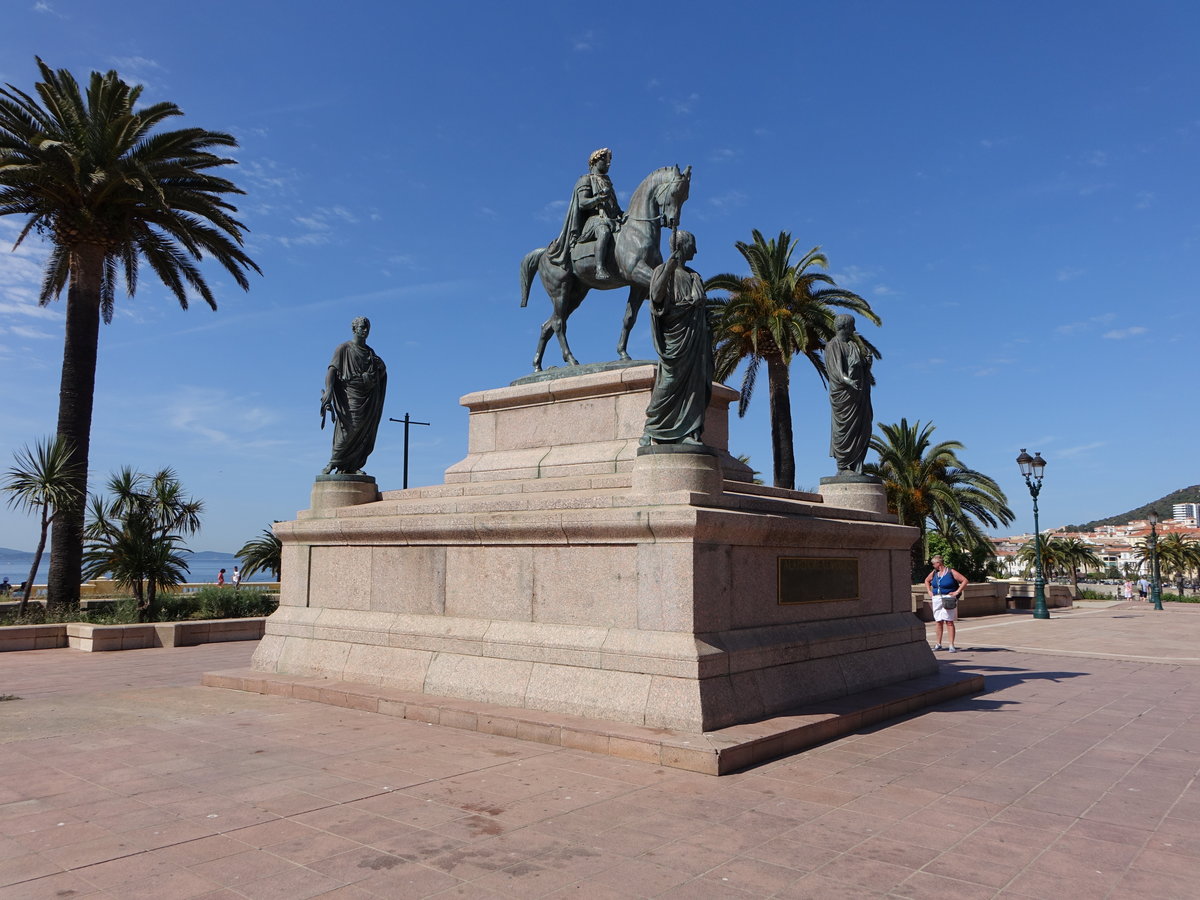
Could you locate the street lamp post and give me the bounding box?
[1016,449,1050,620]
[1149,510,1164,611]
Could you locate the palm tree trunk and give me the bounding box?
[18,506,50,618]
[47,245,105,614]
[765,354,795,490]
[911,523,927,585]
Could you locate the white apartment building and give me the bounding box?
[1172,502,1199,521]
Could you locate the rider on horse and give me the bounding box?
[547,147,624,280]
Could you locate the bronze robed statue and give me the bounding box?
[320,317,387,475]
[520,148,691,371]
[826,314,873,474]
[641,230,713,446]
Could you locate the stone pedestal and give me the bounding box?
[254,364,934,734]
[309,474,379,512]
[819,473,888,515]
[631,445,722,496]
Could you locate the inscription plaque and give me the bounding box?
[777,556,859,604]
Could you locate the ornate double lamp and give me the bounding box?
[1016,450,1049,620]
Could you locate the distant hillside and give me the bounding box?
[1064,484,1200,531]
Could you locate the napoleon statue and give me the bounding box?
[320,317,387,475]
[547,147,625,280]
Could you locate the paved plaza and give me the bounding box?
[1,602,1199,898]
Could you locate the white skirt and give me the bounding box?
[932,597,957,622]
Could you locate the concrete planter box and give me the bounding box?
[67,618,266,651]
[1006,582,1075,609]
[911,582,1011,622]
[1,618,265,652]
[0,624,68,652]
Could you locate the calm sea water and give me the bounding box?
[0,559,276,587]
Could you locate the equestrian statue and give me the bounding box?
[520,148,691,371]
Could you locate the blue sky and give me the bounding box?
[1,1,1197,553]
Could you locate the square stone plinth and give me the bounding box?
[260,368,932,737]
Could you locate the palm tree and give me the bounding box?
[1057,537,1103,590]
[706,230,880,489]
[82,467,202,621]
[1142,534,1200,597]
[1017,536,1099,589]
[1,436,82,614]
[0,58,260,611]
[866,418,1014,582]
[237,525,283,581]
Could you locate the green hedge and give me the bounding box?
[0,588,277,626]
[155,588,278,621]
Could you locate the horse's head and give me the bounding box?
[653,164,691,229]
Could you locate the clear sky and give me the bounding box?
[1,1,1197,553]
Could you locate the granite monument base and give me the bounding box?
[252,365,938,736]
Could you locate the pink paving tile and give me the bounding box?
[73,849,186,889]
[187,848,300,887]
[0,853,63,889]
[540,883,636,900]
[10,821,109,851]
[0,870,103,900]
[635,833,740,877]
[37,834,140,870]
[697,855,804,895]
[572,855,695,896]
[306,846,411,885]
[262,829,364,866]
[890,870,1000,900]
[348,859,463,897]
[775,870,888,898]
[225,817,322,849]
[229,863,346,900]
[150,833,253,867]
[811,851,915,893]
[1107,866,1200,900]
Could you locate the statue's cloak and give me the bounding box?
[826,337,872,472]
[642,264,713,442]
[326,340,387,473]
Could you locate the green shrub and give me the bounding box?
[1,590,276,626]
[0,600,139,626]
[1161,592,1200,604]
[1077,589,1109,600]
[156,588,277,621]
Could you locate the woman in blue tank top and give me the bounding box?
[924,555,967,652]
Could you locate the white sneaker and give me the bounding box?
[932,644,944,651]
[947,646,959,653]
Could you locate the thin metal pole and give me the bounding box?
[1151,520,1164,610]
[389,414,430,489]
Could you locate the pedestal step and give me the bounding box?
[204,665,983,775]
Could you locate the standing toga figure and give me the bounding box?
[320,317,387,475]
[640,230,713,446]
[547,147,624,280]
[826,313,873,473]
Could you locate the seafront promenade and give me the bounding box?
[1,602,1198,897]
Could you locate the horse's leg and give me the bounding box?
[533,318,555,372]
[617,284,648,361]
[556,280,587,367]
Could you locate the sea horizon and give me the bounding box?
[0,557,276,587]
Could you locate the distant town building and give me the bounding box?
[1172,502,1199,524]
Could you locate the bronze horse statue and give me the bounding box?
[520,164,691,371]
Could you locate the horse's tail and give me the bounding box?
[519,247,546,307]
